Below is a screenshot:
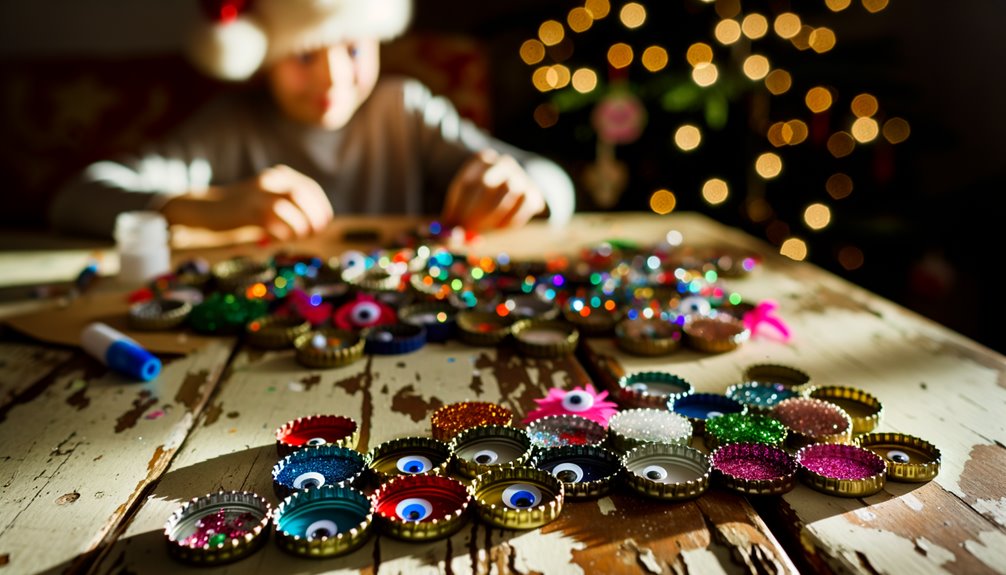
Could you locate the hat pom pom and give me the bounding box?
[188,13,267,81]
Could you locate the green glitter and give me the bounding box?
[208,533,227,546]
[706,413,787,446]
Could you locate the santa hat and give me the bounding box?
[188,0,413,81]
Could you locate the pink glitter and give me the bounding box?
[772,398,850,438]
[798,444,885,480]
[712,443,794,481]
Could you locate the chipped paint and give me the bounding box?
[509,528,587,574]
[114,391,157,433]
[623,539,663,574]
[901,493,924,512]
[972,498,1006,529]
[597,496,616,516]
[963,531,1006,572]
[390,384,443,423]
[55,492,80,505]
[174,370,210,410]
[806,521,956,573]
[676,547,730,575]
[854,508,877,522]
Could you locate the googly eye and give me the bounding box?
[306,519,338,540]
[306,437,327,446]
[396,455,433,474]
[562,390,595,413]
[293,471,326,489]
[349,301,382,326]
[551,463,585,483]
[394,498,433,522]
[641,465,669,482]
[340,251,370,277]
[706,411,724,419]
[887,450,911,464]
[679,296,711,316]
[502,484,541,509]
[472,449,499,465]
[629,382,649,393]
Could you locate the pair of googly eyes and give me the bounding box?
[562,390,595,413]
[396,455,433,474]
[678,296,711,316]
[502,484,541,510]
[293,471,327,490]
[394,498,434,522]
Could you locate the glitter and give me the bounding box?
[705,413,787,448]
[525,415,607,448]
[608,409,692,447]
[711,443,795,481]
[180,509,259,548]
[797,443,886,481]
[274,451,364,491]
[671,393,745,420]
[771,397,851,443]
[430,402,513,441]
[726,381,799,410]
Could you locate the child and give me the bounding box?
[49,0,575,240]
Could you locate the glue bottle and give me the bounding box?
[115,211,171,284]
[81,322,162,381]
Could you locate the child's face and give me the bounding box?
[267,39,381,130]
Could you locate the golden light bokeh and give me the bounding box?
[827,173,854,199]
[532,66,553,92]
[642,46,669,72]
[883,117,911,144]
[686,42,714,66]
[539,20,565,47]
[862,0,889,13]
[791,25,814,50]
[585,0,611,19]
[851,93,879,117]
[572,68,598,93]
[839,246,865,270]
[743,55,770,80]
[755,152,783,179]
[620,2,647,29]
[715,0,741,19]
[805,86,833,113]
[851,117,879,143]
[650,189,677,215]
[674,125,702,151]
[550,64,571,89]
[567,7,593,33]
[534,103,559,128]
[826,0,852,11]
[765,69,792,95]
[607,43,634,68]
[702,178,729,205]
[827,132,856,158]
[692,62,719,87]
[767,122,786,147]
[780,238,808,261]
[742,14,769,40]
[809,27,837,53]
[774,13,802,39]
[715,19,742,45]
[804,203,832,230]
[783,120,809,145]
[520,40,545,65]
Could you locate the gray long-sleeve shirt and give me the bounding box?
[49,76,574,238]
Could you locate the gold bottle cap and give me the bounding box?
[245,315,311,349]
[724,381,806,415]
[449,425,534,479]
[469,466,564,529]
[273,485,374,558]
[795,443,887,497]
[617,371,693,409]
[703,413,789,452]
[531,444,623,499]
[164,490,271,566]
[128,298,192,331]
[293,328,365,369]
[398,302,458,342]
[271,444,369,499]
[502,294,560,321]
[622,443,711,500]
[371,474,471,541]
[810,386,884,435]
[525,414,607,449]
[682,313,750,353]
[743,363,812,388]
[367,436,452,482]
[212,257,276,293]
[709,442,797,496]
[770,397,853,448]
[614,317,683,356]
[275,414,360,456]
[353,268,404,292]
[456,310,514,346]
[510,319,579,358]
[856,432,941,483]
[562,305,623,336]
[607,408,693,453]
[430,401,514,442]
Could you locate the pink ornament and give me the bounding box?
[524,384,619,427]
[743,299,791,342]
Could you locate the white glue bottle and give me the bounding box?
[115,211,171,284]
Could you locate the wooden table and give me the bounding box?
[1,213,1003,575]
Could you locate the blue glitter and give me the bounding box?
[673,393,745,420]
[276,456,363,490]
[734,383,797,408]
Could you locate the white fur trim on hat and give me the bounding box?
[187,0,413,81]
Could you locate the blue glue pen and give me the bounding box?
[81,322,162,382]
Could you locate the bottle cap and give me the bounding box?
[273,485,373,558]
[212,257,276,293]
[669,393,747,436]
[682,314,750,353]
[621,443,711,500]
[271,444,368,499]
[617,371,693,409]
[501,294,560,321]
[398,302,458,342]
[614,317,683,356]
[855,432,941,483]
[724,381,805,414]
[449,425,533,479]
[363,323,427,355]
[809,386,884,435]
[371,474,471,541]
[245,315,311,349]
[352,268,403,292]
[606,408,693,453]
[709,442,797,496]
[163,490,270,565]
[525,414,607,449]
[510,319,579,358]
[743,363,812,390]
[367,436,452,482]
[562,303,623,336]
[703,413,788,451]
[795,443,887,497]
[275,414,359,456]
[456,310,513,346]
[293,328,365,369]
[770,397,853,448]
[430,402,513,441]
[128,298,192,330]
[469,466,564,530]
[188,293,269,334]
[531,444,622,499]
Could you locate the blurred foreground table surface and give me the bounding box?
[0,212,1004,575]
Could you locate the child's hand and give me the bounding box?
[441,149,546,230]
[162,165,334,240]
